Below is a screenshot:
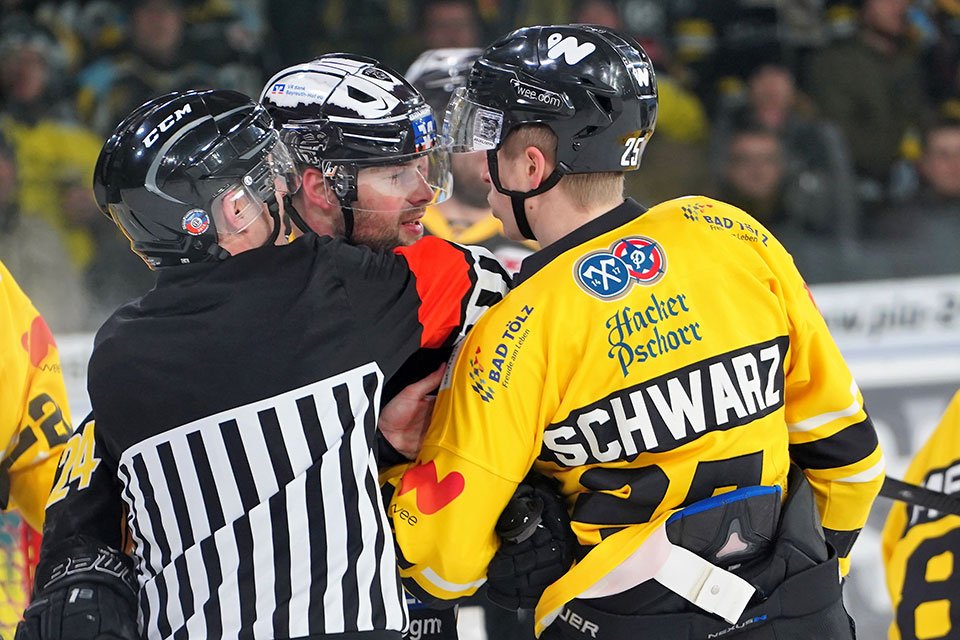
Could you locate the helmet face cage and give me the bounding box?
[442,25,658,175]
[261,54,453,214]
[94,90,297,268]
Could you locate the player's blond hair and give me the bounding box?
[500,125,624,209]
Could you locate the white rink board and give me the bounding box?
[53,275,960,639]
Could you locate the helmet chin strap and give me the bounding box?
[341,204,355,240]
[281,194,310,237]
[205,242,231,262]
[264,198,283,246]
[485,150,562,241]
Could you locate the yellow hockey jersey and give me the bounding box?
[0,259,73,531]
[385,197,884,635]
[882,390,960,640]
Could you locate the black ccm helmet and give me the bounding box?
[260,54,451,238]
[93,90,300,269]
[444,24,658,239]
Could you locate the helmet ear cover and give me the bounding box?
[321,162,359,207]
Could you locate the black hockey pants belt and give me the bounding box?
[545,554,850,640]
[543,467,855,639]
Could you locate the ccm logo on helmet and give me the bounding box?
[144,103,194,148]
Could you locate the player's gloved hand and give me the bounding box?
[15,580,140,640]
[486,473,577,611]
[15,537,139,640]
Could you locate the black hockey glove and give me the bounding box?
[486,473,577,611]
[15,537,139,640]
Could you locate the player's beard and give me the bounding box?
[352,207,424,251]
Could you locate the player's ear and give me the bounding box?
[524,145,549,190]
[301,167,339,212]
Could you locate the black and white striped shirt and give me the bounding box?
[119,365,406,639]
[42,234,510,639]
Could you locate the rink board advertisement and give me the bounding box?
[55,274,960,639]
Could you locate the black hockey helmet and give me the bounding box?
[443,24,658,239]
[405,47,483,113]
[260,54,451,237]
[93,89,300,269]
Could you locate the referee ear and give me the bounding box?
[301,168,339,212]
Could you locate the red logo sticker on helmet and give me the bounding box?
[182,209,210,235]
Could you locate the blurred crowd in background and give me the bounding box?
[2,0,959,335]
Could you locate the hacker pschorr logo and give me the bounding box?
[574,236,667,300]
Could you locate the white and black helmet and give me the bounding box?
[260,54,452,235]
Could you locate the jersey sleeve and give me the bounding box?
[41,413,126,551]
[881,391,960,640]
[768,246,884,574]
[382,298,545,604]
[393,237,511,347]
[0,261,73,531]
[334,236,509,351]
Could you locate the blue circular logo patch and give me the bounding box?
[574,251,632,300]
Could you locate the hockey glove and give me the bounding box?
[15,537,139,640]
[486,473,577,611]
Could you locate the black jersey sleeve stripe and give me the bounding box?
[259,407,294,488]
[824,527,861,558]
[335,384,363,631]
[118,463,152,576]
[220,419,259,512]
[296,394,328,459]
[364,464,389,630]
[234,516,257,634]
[198,535,223,640]
[187,430,227,531]
[132,453,172,568]
[158,441,195,551]
[789,417,879,470]
[305,448,329,633]
[269,486,292,639]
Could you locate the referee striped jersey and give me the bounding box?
[41,233,510,640]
